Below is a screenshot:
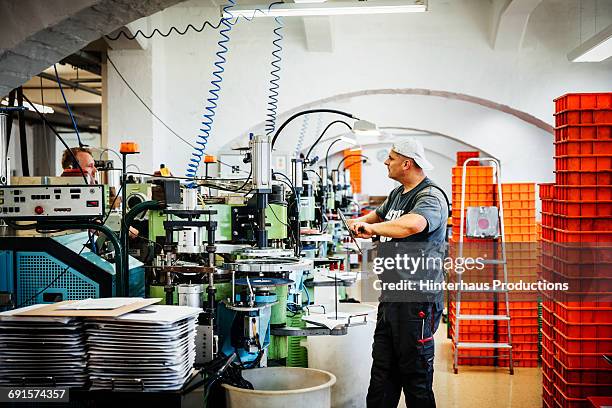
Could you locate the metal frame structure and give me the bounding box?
[453,157,514,375]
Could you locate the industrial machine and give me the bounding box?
[0,103,370,406]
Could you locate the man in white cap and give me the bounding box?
[348,137,449,408]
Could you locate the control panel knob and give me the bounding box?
[34,206,44,215]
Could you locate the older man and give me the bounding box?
[60,146,97,184]
[348,138,448,408]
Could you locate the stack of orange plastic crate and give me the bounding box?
[540,93,612,408]
[500,182,539,368]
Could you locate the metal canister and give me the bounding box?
[177,284,203,308]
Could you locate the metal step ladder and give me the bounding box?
[452,157,514,375]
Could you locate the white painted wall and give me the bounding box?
[107,0,612,191]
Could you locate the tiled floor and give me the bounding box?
[398,323,543,408]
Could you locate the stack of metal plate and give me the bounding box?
[85,305,201,391]
[0,305,88,388]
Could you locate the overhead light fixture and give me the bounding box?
[568,23,612,62]
[224,0,427,18]
[1,98,54,114]
[352,119,381,136]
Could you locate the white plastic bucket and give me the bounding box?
[305,303,377,407]
[223,367,336,408]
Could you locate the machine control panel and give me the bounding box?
[0,185,104,220]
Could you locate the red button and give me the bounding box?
[34,206,44,215]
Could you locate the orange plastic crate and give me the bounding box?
[501,183,536,193]
[504,208,535,218]
[554,355,612,385]
[555,110,612,126]
[504,233,537,242]
[452,183,496,194]
[554,93,612,112]
[553,370,612,399]
[554,185,612,201]
[451,166,494,185]
[553,200,612,217]
[539,183,556,199]
[555,155,612,171]
[552,383,587,408]
[555,215,612,232]
[553,327,612,355]
[554,139,612,155]
[553,228,612,243]
[456,151,480,166]
[502,200,535,209]
[504,225,537,235]
[553,302,612,323]
[556,170,612,185]
[555,124,612,142]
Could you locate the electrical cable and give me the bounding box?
[272,171,301,254]
[16,88,29,176]
[21,93,89,184]
[39,76,51,173]
[54,64,84,147]
[186,0,236,184]
[99,148,123,163]
[268,202,297,250]
[217,158,249,174]
[5,90,16,152]
[105,19,227,41]
[126,163,142,173]
[265,13,284,136]
[305,169,322,182]
[305,120,352,161]
[105,2,282,41]
[102,184,123,225]
[106,56,196,150]
[336,154,369,171]
[271,109,357,149]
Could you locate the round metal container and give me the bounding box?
[177,284,203,308]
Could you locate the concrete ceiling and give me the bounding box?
[0,0,188,97]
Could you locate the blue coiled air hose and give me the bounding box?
[265,15,284,136]
[186,0,236,183]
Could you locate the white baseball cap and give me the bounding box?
[391,137,434,170]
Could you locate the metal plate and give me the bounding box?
[238,248,294,257]
[299,233,333,242]
[221,257,313,273]
[235,277,293,287]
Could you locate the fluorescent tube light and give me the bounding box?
[568,23,612,62]
[224,1,427,18]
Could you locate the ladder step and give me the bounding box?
[457,342,512,349]
[480,259,506,265]
[458,314,510,321]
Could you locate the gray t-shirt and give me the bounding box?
[375,177,449,303]
[375,177,448,244]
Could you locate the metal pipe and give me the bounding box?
[0,113,7,185]
[37,72,102,96]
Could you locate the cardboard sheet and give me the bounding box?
[14,298,161,317]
